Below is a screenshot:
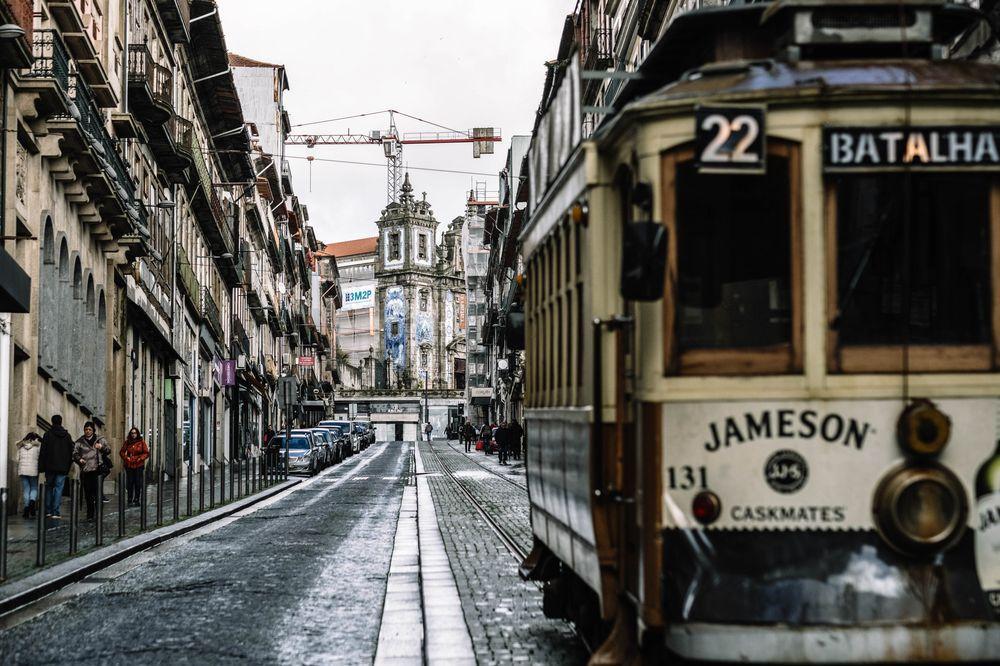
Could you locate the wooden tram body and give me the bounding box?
[519,1,1000,661]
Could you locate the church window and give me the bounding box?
[391,321,399,336]
[420,290,428,312]
[389,232,401,261]
[420,350,428,367]
[418,233,428,260]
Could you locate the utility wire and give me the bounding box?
[284,154,495,177]
[390,110,469,136]
[291,109,391,129]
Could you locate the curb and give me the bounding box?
[0,477,302,616]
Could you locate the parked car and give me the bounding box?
[359,421,376,446]
[300,429,333,468]
[351,421,370,450]
[319,425,349,462]
[271,433,320,475]
[319,420,360,454]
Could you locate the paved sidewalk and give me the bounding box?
[420,440,585,665]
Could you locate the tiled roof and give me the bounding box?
[229,53,283,69]
[317,236,378,258]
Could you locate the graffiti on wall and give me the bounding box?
[384,286,407,368]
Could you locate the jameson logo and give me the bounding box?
[823,126,1000,170]
[983,503,1000,532]
[704,409,873,452]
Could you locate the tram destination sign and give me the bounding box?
[695,105,766,174]
[823,126,1000,171]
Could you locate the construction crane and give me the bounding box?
[285,110,502,204]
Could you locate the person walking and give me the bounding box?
[463,421,475,453]
[73,421,108,520]
[480,423,492,455]
[16,432,41,518]
[39,415,75,520]
[509,419,523,461]
[120,427,150,506]
[497,421,510,465]
[423,422,433,442]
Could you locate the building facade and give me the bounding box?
[0,1,331,515]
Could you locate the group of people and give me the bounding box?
[460,419,523,465]
[15,415,149,522]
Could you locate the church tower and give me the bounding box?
[375,173,444,388]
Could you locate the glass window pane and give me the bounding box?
[676,155,792,349]
[836,174,990,345]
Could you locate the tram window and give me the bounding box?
[675,155,792,349]
[833,173,992,367]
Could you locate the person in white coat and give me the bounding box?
[16,432,41,519]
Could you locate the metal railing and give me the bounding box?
[24,29,70,93]
[201,286,223,340]
[189,133,232,254]
[127,43,173,108]
[174,115,193,154]
[0,454,288,584]
[175,243,201,304]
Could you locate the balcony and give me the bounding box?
[49,73,138,236]
[232,315,250,354]
[128,44,173,125]
[48,0,117,107]
[148,114,194,181]
[584,27,614,70]
[0,0,33,67]
[155,0,191,44]
[186,134,242,287]
[201,287,223,342]
[175,243,201,307]
[16,30,71,119]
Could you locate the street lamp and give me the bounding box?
[367,346,374,389]
[420,370,429,439]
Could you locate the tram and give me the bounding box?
[516,0,1000,661]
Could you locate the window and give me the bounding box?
[829,173,994,372]
[662,142,801,375]
[389,232,401,261]
[390,321,399,337]
[418,233,428,260]
[419,290,428,312]
[420,350,428,367]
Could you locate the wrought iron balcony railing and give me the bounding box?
[127,43,173,119]
[24,30,70,93]
[175,243,201,306]
[201,286,223,341]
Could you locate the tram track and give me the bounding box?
[423,440,593,655]
[442,438,528,491]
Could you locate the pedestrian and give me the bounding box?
[509,418,523,461]
[497,421,510,465]
[39,414,75,520]
[16,432,41,519]
[463,420,475,453]
[120,427,150,506]
[480,423,491,455]
[73,421,109,520]
[424,421,433,442]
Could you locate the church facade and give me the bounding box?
[375,174,467,393]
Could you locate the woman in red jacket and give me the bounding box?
[120,427,150,506]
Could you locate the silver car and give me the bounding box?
[272,433,319,475]
[306,428,336,467]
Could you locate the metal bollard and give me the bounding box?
[156,466,164,526]
[35,481,46,567]
[209,458,215,509]
[186,461,193,517]
[228,457,234,502]
[198,460,205,513]
[140,470,147,531]
[220,458,226,505]
[69,480,79,554]
[96,475,104,547]
[0,487,7,581]
[173,460,180,522]
[117,471,126,538]
[251,457,257,495]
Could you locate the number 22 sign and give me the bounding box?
[695,106,766,174]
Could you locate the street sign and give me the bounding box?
[277,376,298,410]
[298,356,315,367]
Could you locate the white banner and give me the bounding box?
[662,398,996,531]
[341,283,375,311]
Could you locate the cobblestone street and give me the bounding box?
[0,441,585,665]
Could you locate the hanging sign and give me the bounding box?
[220,360,237,387]
[297,356,315,367]
[823,126,1000,171]
[695,106,766,174]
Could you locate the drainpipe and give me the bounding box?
[0,312,11,506]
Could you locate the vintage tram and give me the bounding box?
[517,0,1000,661]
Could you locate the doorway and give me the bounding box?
[394,423,404,442]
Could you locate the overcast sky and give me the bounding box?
[215,0,572,244]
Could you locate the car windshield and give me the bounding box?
[273,437,310,452]
[321,421,351,430]
[325,427,343,436]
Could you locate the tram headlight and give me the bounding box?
[872,463,967,556]
[896,399,951,457]
[692,491,721,526]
